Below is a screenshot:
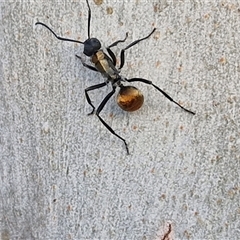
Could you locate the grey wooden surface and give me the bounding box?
[1,1,239,239]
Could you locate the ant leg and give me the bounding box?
[127,78,195,115]
[107,33,128,49]
[85,82,107,115]
[106,32,128,66]
[106,50,117,67]
[35,22,84,44]
[76,55,98,72]
[96,87,130,154]
[119,28,156,69]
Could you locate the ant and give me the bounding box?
[35,0,195,155]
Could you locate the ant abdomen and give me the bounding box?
[117,86,144,112]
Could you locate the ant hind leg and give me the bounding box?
[95,86,130,154]
[127,78,195,115]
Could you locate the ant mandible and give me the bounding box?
[35,0,195,155]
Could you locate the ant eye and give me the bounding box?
[93,39,99,44]
[90,38,101,50]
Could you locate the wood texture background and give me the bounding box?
[0,1,239,239]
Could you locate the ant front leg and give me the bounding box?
[95,86,130,154]
[106,32,128,66]
[119,28,156,69]
[85,82,107,115]
[76,55,98,72]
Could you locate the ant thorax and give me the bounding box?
[91,50,120,80]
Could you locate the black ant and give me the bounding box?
[35,0,195,155]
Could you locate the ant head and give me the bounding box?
[83,38,101,56]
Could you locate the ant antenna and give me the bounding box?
[35,22,84,45]
[35,0,93,44]
[86,0,91,39]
